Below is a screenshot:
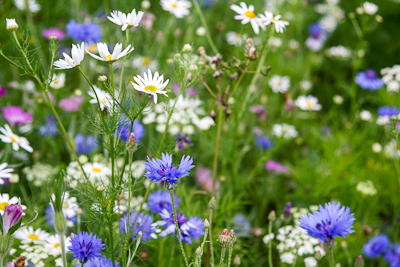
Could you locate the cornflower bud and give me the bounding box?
[229,229,236,244]
[355,255,364,267]
[208,197,216,210]
[233,255,241,266]
[126,132,137,153]
[315,251,322,261]
[204,219,210,228]
[217,229,232,247]
[195,246,202,256]
[268,210,276,221]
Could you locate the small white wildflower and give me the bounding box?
[6,18,19,31]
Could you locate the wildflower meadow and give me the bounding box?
[1,0,400,266]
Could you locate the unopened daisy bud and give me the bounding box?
[348,12,356,19]
[182,44,192,53]
[141,0,151,9]
[204,219,210,228]
[375,15,383,23]
[268,210,276,221]
[229,229,236,244]
[49,35,57,41]
[10,173,19,183]
[196,27,206,36]
[74,89,82,96]
[6,18,18,31]
[234,255,241,266]
[98,75,107,82]
[97,184,106,192]
[208,197,216,210]
[138,231,143,238]
[217,229,232,247]
[260,66,272,76]
[333,95,343,105]
[195,246,202,256]
[315,251,322,261]
[356,7,364,15]
[78,155,88,164]
[355,255,364,267]
[126,132,137,153]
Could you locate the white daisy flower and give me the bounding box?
[0,193,27,215]
[88,86,115,112]
[0,124,33,153]
[226,31,248,46]
[83,162,112,180]
[86,43,134,63]
[53,42,85,70]
[13,0,41,13]
[304,257,318,267]
[14,226,50,244]
[272,123,298,139]
[230,2,263,34]
[295,95,322,111]
[0,163,14,184]
[6,18,19,31]
[132,56,158,73]
[269,75,291,93]
[131,69,169,104]
[107,9,144,31]
[45,235,71,257]
[49,73,66,89]
[50,192,78,218]
[259,11,289,33]
[161,0,192,19]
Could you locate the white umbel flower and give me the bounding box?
[362,2,378,15]
[161,0,192,19]
[15,226,50,244]
[49,73,66,89]
[86,43,134,63]
[88,86,115,112]
[53,43,85,70]
[6,18,19,31]
[0,124,33,153]
[108,9,144,31]
[13,0,41,13]
[131,69,169,104]
[272,123,298,139]
[230,2,263,34]
[295,95,322,111]
[259,11,289,33]
[269,75,291,93]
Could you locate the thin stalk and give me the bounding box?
[191,0,218,55]
[268,222,273,267]
[109,219,115,267]
[110,63,115,88]
[212,105,224,195]
[198,227,209,267]
[328,248,335,267]
[209,209,215,267]
[227,244,233,267]
[26,11,48,72]
[229,60,250,98]
[60,234,68,267]
[218,247,226,267]
[170,190,189,267]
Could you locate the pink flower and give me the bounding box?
[42,28,66,41]
[265,161,289,174]
[195,167,219,192]
[141,13,156,30]
[2,106,33,126]
[3,204,23,234]
[249,105,267,121]
[0,85,6,98]
[59,96,83,112]
[173,83,197,96]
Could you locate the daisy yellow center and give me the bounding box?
[272,17,278,22]
[171,3,178,8]
[142,57,151,66]
[92,168,102,173]
[0,203,10,211]
[28,234,40,240]
[54,80,59,84]
[107,54,113,61]
[245,10,256,18]
[10,135,19,143]
[54,243,60,249]
[306,101,314,109]
[99,98,108,104]
[144,85,158,93]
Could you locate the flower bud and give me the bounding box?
[268,210,276,221]
[96,185,106,192]
[98,75,107,82]
[141,0,151,9]
[217,229,232,247]
[126,132,138,153]
[182,44,192,53]
[50,35,57,41]
[324,238,337,250]
[204,219,210,228]
[195,246,202,256]
[260,66,272,76]
[208,197,216,210]
[234,255,241,266]
[229,229,236,244]
[284,202,291,219]
[6,18,19,31]
[355,255,364,267]
[54,211,66,234]
[315,251,322,261]
[10,174,19,183]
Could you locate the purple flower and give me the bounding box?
[249,105,267,121]
[144,153,195,187]
[66,20,102,43]
[305,23,327,51]
[385,244,400,267]
[59,96,83,112]
[158,209,204,244]
[115,115,144,143]
[299,201,355,242]
[175,134,193,152]
[68,231,105,263]
[148,190,180,214]
[42,28,65,41]
[195,166,219,192]
[355,70,384,91]
[118,212,156,242]
[173,83,197,96]
[78,256,120,267]
[233,214,251,236]
[3,204,23,234]
[75,133,99,155]
[39,115,57,137]
[363,234,390,258]
[2,106,33,126]
[265,161,289,174]
[0,85,6,98]
[284,202,291,218]
[378,106,399,117]
[255,136,274,150]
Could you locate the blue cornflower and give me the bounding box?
[144,153,195,187]
[255,136,274,150]
[233,214,251,236]
[355,70,384,91]
[299,201,355,242]
[175,134,193,152]
[75,133,99,155]
[147,190,181,214]
[39,115,57,137]
[385,244,400,267]
[118,212,156,242]
[66,20,102,43]
[115,115,144,143]
[306,23,327,51]
[378,106,399,117]
[158,209,204,244]
[77,256,120,267]
[68,232,105,263]
[363,234,390,258]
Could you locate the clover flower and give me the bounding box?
[118,212,157,241]
[53,42,85,69]
[363,234,390,258]
[144,152,194,187]
[356,69,384,91]
[147,190,181,214]
[108,9,144,31]
[299,201,355,242]
[86,42,134,63]
[68,232,105,263]
[59,96,84,112]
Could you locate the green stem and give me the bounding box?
[268,222,273,267]
[227,244,233,267]
[110,63,115,89]
[229,60,250,98]
[219,247,226,267]
[109,219,115,267]
[191,0,218,55]
[212,105,224,195]
[170,190,189,267]
[60,234,68,267]
[209,209,215,267]
[328,248,335,267]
